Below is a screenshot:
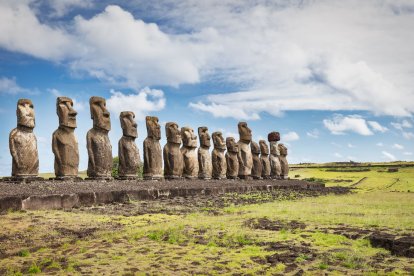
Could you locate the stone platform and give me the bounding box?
[0,179,329,212]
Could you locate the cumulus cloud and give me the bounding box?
[376,142,384,147]
[347,143,355,148]
[323,114,373,136]
[402,131,414,140]
[334,152,343,158]
[391,120,413,130]
[43,0,94,17]
[106,87,166,119]
[1,1,414,118]
[282,131,299,142]
[392,143,404,150]
[306,129,319,139]
[367,121,388,133]
[382,151,396,161]
[0,77,30,94]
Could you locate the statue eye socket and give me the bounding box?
[30,104,34,108]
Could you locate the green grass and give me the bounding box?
[1,165,413,275]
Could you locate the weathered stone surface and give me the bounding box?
[86,97,113,179]
[163,122,183,179]
[198,127,212,179]
[52,97,79,179]
[269,132,281,179]
[251,141,262,179]
[268,131,280,142]
[143,116,163,180]
[212,131,226,179]
[259,140,271,179]
[9,99,39,178]
[237,122,253,179]
[118,111,140,179]
[226,137,239,179]
[278,143,289,180]
[181,126,199,179]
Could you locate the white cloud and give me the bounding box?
[106,87,166,119]
[0,77,30,94]
[367,121,388,133]
[403,152,412,156]
[0,1,74,61]
[306,129,319,139]
[347,143,355,148]
[376,142,384,147]
[392,143,404,150]
[43,0,94,17]
[323,114,373,136]
[334,152,343,158]
[331,142,342,148]
[1,1,414,118]
[48,88,62,97]
[402,131,414,140]
[282,131,299,142]
[391,120,413,130]
[382,151,396,161]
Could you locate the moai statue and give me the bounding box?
[118,111,140,179]
[163,122,183,179]
[143,116,163,180]
[198,127,212,179]
[226,137,239,179]
[268,131,281,179]
[211,131,226,179]
[9,99,40,180]
[251,141,262,180]
[237,122,253,179]
[86,96,113,180]
[52,97,79,180]
[181,126,199,179]
[278,143,289,180]
[259,140,271,179]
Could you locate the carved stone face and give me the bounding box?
[238,122,252,143]
[90,97,111,131]
[181,127,197,148]
[57,97,77,129]
[17,99,35,129]
[146,116,161,140]
[259,140,269,155]
[251,141,260,154]
[278,143,288,156]
[166,122,181,144]
[120,111,137,138]
[226,137,239,153]
[268,131,280,142]
[198,127,211,148]
[212,131,226,150]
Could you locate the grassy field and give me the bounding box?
[1,165,413,275]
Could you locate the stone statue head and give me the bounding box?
[226,137,239,153]
[270,141,279,155]
[268,131,280,142]
[166,122,181,144]
[57,97,77,129]
[17,99,35,129]
[120,111,137,138]
[181,126,197,148]
[251,141,260,154]
[146,116,161,140]
[238,122,252,143]
[212,131,226,150]
[259,140,269,155]
[90,96,111,131]
[278,143,288,156]
[198,127,211,148]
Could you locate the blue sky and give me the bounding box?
[0,0,413,175]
